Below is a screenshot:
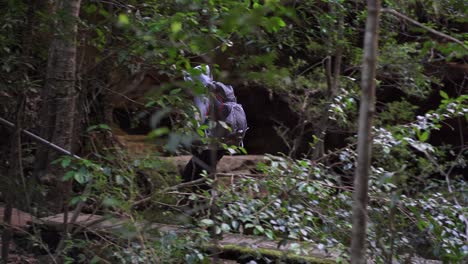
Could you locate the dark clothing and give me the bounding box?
[182,149,224,190]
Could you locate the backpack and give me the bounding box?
[211,81,237,102]
[207,82,248,146]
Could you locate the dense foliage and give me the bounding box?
[0,0,466,263]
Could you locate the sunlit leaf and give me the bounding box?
[439,90,449,99]
[200,219,214,226]
[171,22,182,33]
[118,14,129,26]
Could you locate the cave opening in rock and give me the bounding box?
[113,108,154,135]
[111,85,342,156]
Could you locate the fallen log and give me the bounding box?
[217,244,334,264]
[30,213,443,263]
[31,213,337,263]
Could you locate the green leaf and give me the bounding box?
[70,196,86,205]
[197,128,205,137]
[200,219,214,226]
[87,124,111,132]
[63,171,75,181]
[231,220,239,230]
[61,158,71,168]
[439,90,449,99]
[90,256,102,264]
[271,17,286,27]
[74,172,86,184]
[171,22,182,33]
[255,225,264,233]
[239,147,248,155]
[419,130,430,142]
[265,229,274,240]
[221,223,231,232]
[103,197,120,207]
[115,175,124,185]
[245,223,254,229]
[221,44,228,52]
[98,124,111,130]
[74,167,89,184]
[148,127,170,138]
[266,16,287,32]
[417,220,428,231]
[118,14,129,26]
[83,4,97,14]
[227,147,237,155]
[99,8,110,18]
[170,88,182,95]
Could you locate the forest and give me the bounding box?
[0,0,466,263]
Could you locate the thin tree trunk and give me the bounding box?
[351,1,381,263]
[34,0,82,212]
[1,2,38,259]
[1,202,13,263]
[1,97,25,263]
[312,11,344,159]
[33,1,58,180]
[311,2,344,159]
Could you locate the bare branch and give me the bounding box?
[382,8,468,50]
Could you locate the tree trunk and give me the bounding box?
[1,97,25,263]
[312,4,344,159]
[33,0,59,179]
[350,1,380,263]
[34,0,82,211]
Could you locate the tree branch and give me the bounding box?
[381,8,468,50]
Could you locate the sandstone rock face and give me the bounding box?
[108,71,296,155]
[162,155,266,174]
[0,206,33,232]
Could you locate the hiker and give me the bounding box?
[182,65,248,189]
